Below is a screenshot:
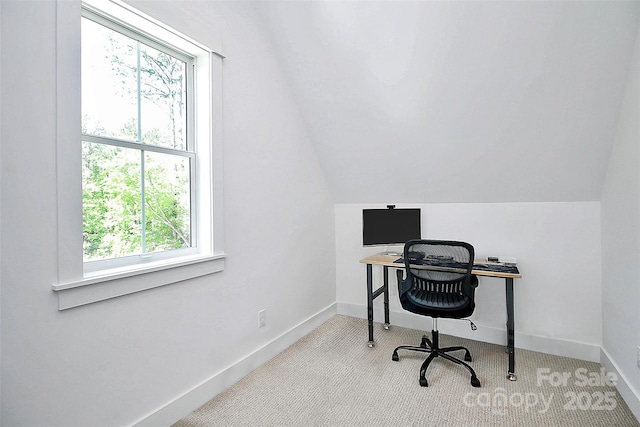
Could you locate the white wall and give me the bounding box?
[336,202,602,361]
[601,23,640,420]
[0,1,335,425]
[0,3,3,426]
[258,1,640,205]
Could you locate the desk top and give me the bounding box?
[360,253,522,279]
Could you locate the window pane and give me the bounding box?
[82,18,138,142]
[139,44,187,150]
[81,18,187,150]
[144,151,191,252]
[83,141,142,261]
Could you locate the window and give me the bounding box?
[52,0,225,310]
[82,10,197,272]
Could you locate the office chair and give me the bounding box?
[392,239,481,388]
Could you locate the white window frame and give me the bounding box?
[52,0,225,310]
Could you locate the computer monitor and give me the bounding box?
[362,208,421,252]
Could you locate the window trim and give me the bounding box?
[53,0,225,310]
[53,254,225,310]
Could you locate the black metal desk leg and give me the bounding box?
[367,264,375,347]
[506,277,517,381]
[383,266,390,329]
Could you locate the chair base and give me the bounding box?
[392,330,481,388]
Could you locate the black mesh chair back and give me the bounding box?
[393,239,481,388]
[399,240,476,319]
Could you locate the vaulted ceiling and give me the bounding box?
[255,1,640,203]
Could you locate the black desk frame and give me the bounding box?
[363,257,519,381]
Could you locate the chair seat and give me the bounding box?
[402,274,478,319]
[404,289,475,319]
[408,288,469,309]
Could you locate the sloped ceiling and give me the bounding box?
[255,1,640,203]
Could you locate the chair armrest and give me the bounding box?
[462,275,478,299]
[397,269,412,295]
[470,274,478,288]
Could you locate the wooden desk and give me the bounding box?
[360,253,522,381]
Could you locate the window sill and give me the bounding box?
[52,254,225,310]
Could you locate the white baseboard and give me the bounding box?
[600,347,640,422]
[132,303,338,427]
[336,302,601,362]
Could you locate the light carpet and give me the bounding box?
[174,315,639,427]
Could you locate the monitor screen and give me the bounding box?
[362,208,421,246]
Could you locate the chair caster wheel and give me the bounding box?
[471,377,481,388]
[419,377,428,387]
[465,353,472,362]
[392,353,399,361]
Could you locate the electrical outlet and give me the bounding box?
[259,309,266,328]
[637,345,640,369]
